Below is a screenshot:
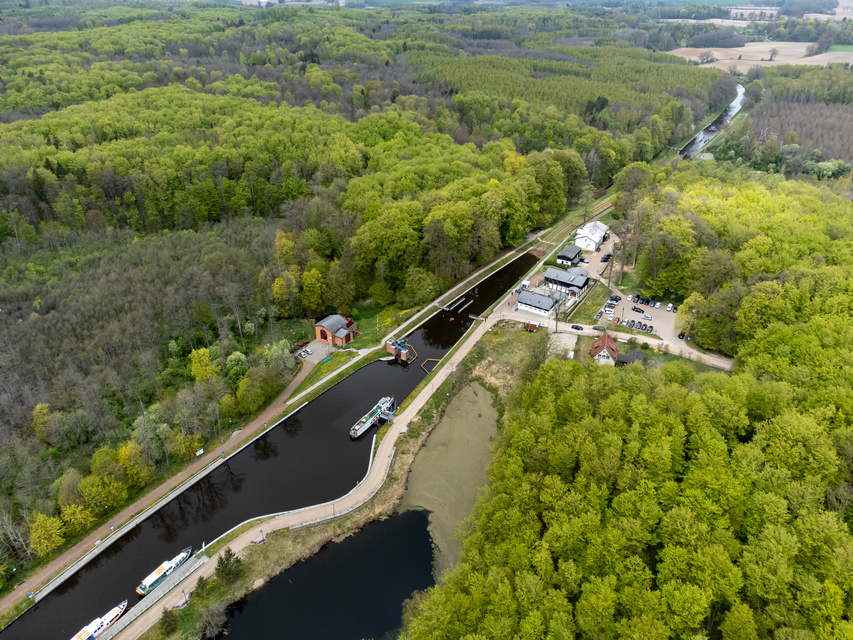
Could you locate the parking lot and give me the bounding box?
[596,294,680,340]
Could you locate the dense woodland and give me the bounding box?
[0,6,852,638]
[401,164,853,640]
[0,2,735,575]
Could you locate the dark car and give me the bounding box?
[595,310,603,319]
[641,323,647,331]
[678,332,685,339]
[647,325,654,334]
[612,295,622,301]
[672,306,679,313]
[571,324,584,331]
[579,257,587,263]
[632,306,642,313]
[629,320,635,328]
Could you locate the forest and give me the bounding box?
[0,1,735,577]
[401,163,853,640]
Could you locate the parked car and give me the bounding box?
[622,319,629,326]
[571,324,584,331]
[640,323,647,331]
[595,311,603,319]
[677,332,685,339]
[632,306,643,313]
[613,317,620,324]
[298,350,309,358]
[642,314,652,320]
[672,306,678,314]
[655,301,662,308]
[627,295,633,302]
[612,295,622,301]
[666,303,673,312]
[649,299,656,307]
[647,325,654,334]
[579,257,587,263]
[629,320,635,328]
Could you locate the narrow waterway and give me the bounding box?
[2,253,536,640]
[215,510,434,640]
[679,83,746,157]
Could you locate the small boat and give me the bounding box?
[708,125,718,132]
[70,600,127,640]
[350,396,395,439]
[135,547,192,596]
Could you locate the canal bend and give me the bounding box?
[2,253,537,640]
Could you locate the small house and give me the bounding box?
[591,332,618,366]
[556,244,582,266]
[617,350,646,366]
[575,221,609,253]
[517,290,557,318]
[314,314,358,347]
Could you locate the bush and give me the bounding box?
[215,547,243,585]
[159,608,179,635]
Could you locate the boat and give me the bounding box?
[708,124,718,132]
[69,600,127,640]
[350,396,395,439]
[135,547,193,596]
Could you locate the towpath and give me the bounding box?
[0,360,316,619]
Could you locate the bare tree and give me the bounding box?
[769,47,779,62]
[699,50,714,64]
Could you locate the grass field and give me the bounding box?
[829,45,853,51]
[567,281,608,324]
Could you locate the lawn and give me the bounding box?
[347,305,420,350]
[567,281,609,323]
[290,350,359,397]
[829,45,853,51]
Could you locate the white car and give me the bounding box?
[666,303,673,312]
[642,314,652,320]
[655,301,662,308]
[627,295,633,302]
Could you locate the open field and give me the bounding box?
[805,0,853,20]
[670,41,853,72]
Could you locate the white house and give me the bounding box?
[517,290,557,317]
[591,332,618,366]
[575,221,609,252]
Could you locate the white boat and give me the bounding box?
[136,547,192,596]
[70,600,127,640]
[350,396,395,439]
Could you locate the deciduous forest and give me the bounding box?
[0,4,852,639]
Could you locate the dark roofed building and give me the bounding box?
[314,314,358,347]
[543,266,590,298]
[617,350,646,366]
[517,290,557,317]
[557,244,582,266]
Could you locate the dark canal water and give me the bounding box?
[679,83,746,157]
[215,510,434,640]
[3,252,536,640]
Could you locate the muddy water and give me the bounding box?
[400,382,498,577]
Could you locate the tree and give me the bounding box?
[61,504,95,535]
[29,513,65,558]
[159,608,180,635]
[31,403,52,443]
[301,267,327,317]
[215,547,243,584]
[117,441,154,489]
[769,47,779,61]
[580,183,596,226]
[720,603,757,640]
[699,50,714,64]
[197,601,227,639]
[190,348,221,382]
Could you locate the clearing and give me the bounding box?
[670,41,853,72]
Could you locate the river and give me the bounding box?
[679,83,746,157]
[2,253,537,640]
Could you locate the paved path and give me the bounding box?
[0,359,315,620]
[114,315,502,639]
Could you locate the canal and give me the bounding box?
[679,83,746,157]
[2,253,537,640]
[215,510,434,640]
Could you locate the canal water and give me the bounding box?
[215,510,434,640]
[679,83,746,157]
[2,253,537,640]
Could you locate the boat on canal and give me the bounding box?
[350,396,395,439]
[136,547,192,596]
[69,600,127,640]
